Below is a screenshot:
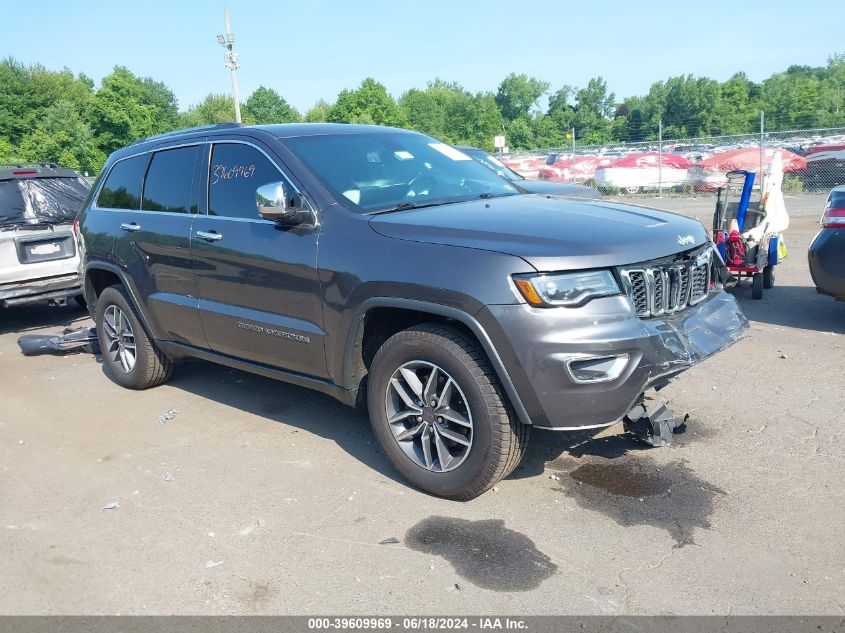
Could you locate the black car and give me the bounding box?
[455,146,601,198]
[808,186,845,300]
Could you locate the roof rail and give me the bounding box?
[131,122,244,146]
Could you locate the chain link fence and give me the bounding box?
[502,124,845,197]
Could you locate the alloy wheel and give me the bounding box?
[102,305,136,373]
[384,360,473,472]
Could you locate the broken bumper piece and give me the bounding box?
[623,399,682,447]
[480,289,749,430]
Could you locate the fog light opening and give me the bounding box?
[566,354,630,384]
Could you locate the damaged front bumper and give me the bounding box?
[0,273,82,307]
[478,289,749,430]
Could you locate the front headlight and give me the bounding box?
[513,270,620,307]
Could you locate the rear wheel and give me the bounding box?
[95,285,172,389]
[752,273,764,299]
[367,323,529,500]
[763,265,775,289]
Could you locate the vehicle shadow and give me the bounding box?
[508,428,651,480]
[731,283,845,334]
[0,301,91,336]
[165,359,406,486]
[154,358,684,488]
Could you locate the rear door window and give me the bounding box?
[141,146,200,214]
[208,143,282,220]
[97,155,149,210]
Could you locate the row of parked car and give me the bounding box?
[502,135,845,193]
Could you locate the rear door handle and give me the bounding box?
[119,222,141,233]
[195,230,223,242]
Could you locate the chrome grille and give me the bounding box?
[620,248,713,318]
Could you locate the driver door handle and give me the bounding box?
[119,222,141,233]
[196,230,223,242]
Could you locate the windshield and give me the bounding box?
[285,132,519,213]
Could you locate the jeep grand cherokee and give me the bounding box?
[78,123,748,499]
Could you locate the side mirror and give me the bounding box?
[256,181,304,223]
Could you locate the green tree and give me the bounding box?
[0,137,24,163]
[463,92,505,150]
[762,70,820,129]
[328,78,407,127]
[400,79,460,140]
[611,98,648,142]
[713,72,760,135]
[815,54,845,127]
[658,75,721,137]
[400,79,504,148]
[180,94,236,126]
[89,66,179,154]
[304,99,332,122]
[506,116,534,150]
[495,73,550,121]
[0,58,30,146]
[0,59,95,148]
[572,77,615,143]
[243,86,301,124]
[19,100,104,173]
[531,114,565,148]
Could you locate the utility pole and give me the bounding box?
[658,119,663,198]
[759,110,765,191]
[217,7,242,123]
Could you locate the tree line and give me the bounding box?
[1,54,843,174]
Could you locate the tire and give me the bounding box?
[367,323,529,500]
[95,284,172,389]
[763,265,775,289]
[752,273,764,300]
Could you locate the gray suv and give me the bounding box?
[78,123,748,499]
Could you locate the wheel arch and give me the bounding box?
[83,262,163,339]
[342,297,533,426]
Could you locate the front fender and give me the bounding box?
[338,295,534,426]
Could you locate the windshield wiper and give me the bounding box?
[369,200,452,215]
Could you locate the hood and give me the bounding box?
[517,180,602,199]
[369,194,709,271]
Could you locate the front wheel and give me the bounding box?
[367,323,529,500]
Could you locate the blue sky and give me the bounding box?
[6,0,844,113]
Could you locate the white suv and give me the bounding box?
[0,164,90,308]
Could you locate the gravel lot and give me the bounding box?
[1,194,842,615]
